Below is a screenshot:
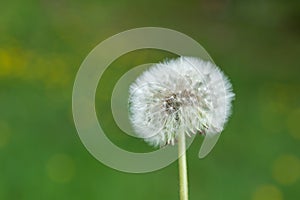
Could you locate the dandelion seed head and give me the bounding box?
[129,57,234,147]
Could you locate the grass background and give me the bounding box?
[0,0,300,199]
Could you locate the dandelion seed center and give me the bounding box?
[163,89,197,116]
[164,94,181,114]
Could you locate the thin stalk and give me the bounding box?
[178,131,189,200]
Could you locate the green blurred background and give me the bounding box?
[1,0,300,199]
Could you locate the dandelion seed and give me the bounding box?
[129,56,234,147]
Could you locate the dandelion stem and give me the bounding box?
[178,131,189,200]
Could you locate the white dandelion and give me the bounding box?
[128,56,234,200]
[129,56,234,147]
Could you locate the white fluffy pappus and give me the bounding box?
[129,56,235,147]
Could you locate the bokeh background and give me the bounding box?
[1,0,300,199]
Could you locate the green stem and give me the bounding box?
[178,131,189,200]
